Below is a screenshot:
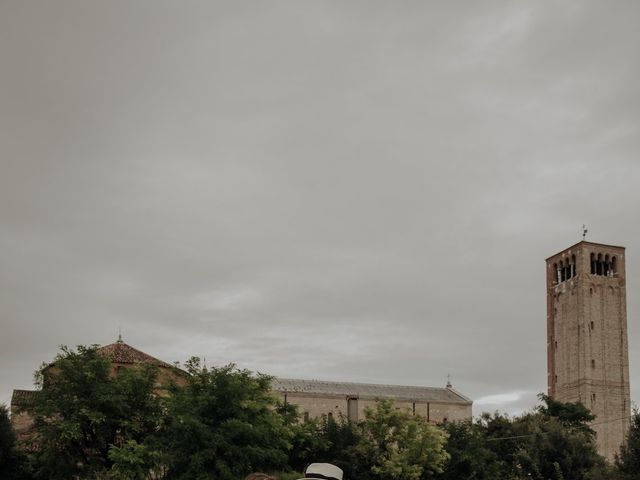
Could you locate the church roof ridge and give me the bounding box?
[272,377,472,404]
[96,341,174,369]
[275,376,450,390]
[444,385,472,403]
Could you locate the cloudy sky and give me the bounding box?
[1,1,639,416]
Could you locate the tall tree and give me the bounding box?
[161,359,292,480]
[438,418,506,480]
[357,399,449,480]
[616,410,640,479]
[538,394,595,433]
[0,404,29,479]
[284,410,363,479]
[26,345,163,480]
[511,412,604,480]
[513,394,603,480]
[436,396,607,480]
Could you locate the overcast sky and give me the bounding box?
[1,1,639,416]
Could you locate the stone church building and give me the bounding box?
[272,378,471,423]
[11,338,471,440]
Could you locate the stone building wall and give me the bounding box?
[275,391,471,424]
[11,341,473,447]
[547,241,631,461]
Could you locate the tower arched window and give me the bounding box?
[596,254,603,276]
[555,257,578,283]
[590,252,617,277]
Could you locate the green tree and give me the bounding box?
[108,439,166,480]
[357,399,449,480]
[511,394,603,480]
[616,409,640,479]
[437,396,607,480]
[438,418,506,480]
[26,345,163,480]
[538,394,595,434]
[318,414,364,478]
[512,412,603,480]
[284,411,364,479]
[278,403,330,474]
[161,359,292,480]
[285,401,449,480]
[0,404,29,479]
[480,412,523,472]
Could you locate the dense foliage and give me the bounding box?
[616,410,640,480]
[359,400,449,480]
[160,358,292,480]
[438,395,608,480]
[26,345,164,479]
[9,345,640,479]
[0,404,29,479]
[286,401,448,480]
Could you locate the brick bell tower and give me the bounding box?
[546,240,631,460]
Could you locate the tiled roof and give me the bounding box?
[11,389,38,407]
[96,341,174,368]
[272,378,472,404]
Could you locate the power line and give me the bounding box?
[485,413,634,442]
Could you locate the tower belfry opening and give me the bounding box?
[546,240,631,461]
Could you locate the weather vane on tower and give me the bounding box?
[582,224,588,240]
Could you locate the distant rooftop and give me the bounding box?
[96,340,175,369]
[11,389,37,407]
[13,341,472,407]
[12,341,183,407]
[272,378,472,404]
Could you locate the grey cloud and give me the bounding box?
[1,1,640,414]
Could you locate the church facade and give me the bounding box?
[11,339,472,439]
[271,377,472,423]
